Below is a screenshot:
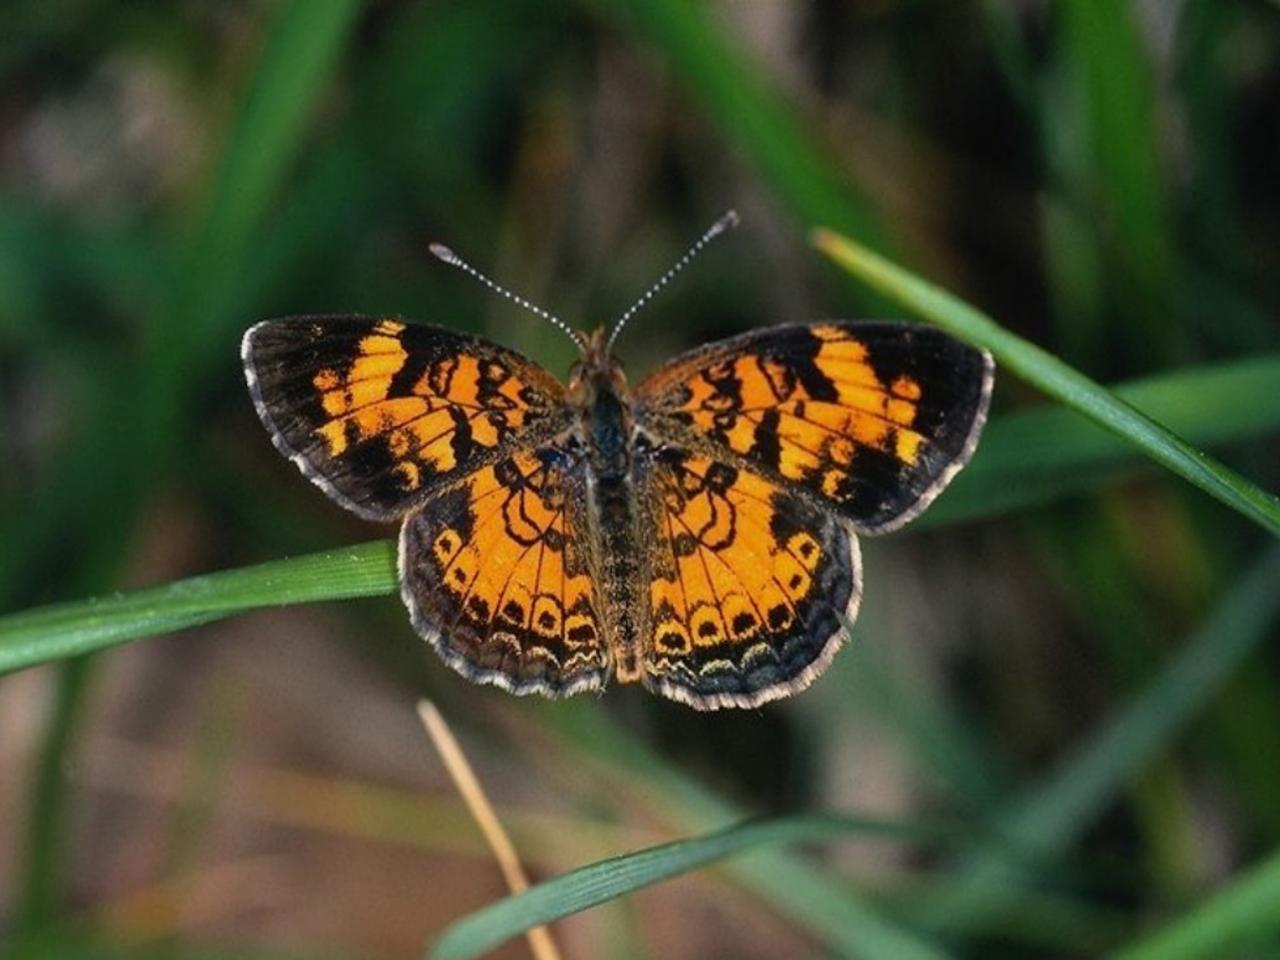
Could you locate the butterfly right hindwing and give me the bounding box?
[636,445,860,710]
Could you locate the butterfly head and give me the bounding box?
[568,325,629,404]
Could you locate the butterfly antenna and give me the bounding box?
[605,209,739,353]
[429,242,586,349]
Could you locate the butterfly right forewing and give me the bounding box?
[634,322,993,533]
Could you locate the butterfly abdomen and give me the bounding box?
[580,379,644,682]
[591,477,643,683]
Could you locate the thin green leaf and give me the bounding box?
[11,657,92,936]
[0,541,396,676]
[1113,846,1280,960]
[533,700,950,960]
[1059,0,1182,362]
[925,354,1280,526]
[920,546,1280,929]
[9,3,365,938]
[167,0,365,354]
[812,227,1280,537]
[140,0,366,472]
[3,0,365,607]
[430,815,955,960]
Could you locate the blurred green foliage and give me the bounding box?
[2,2,1280,959]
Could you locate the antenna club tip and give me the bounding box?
[716,209,740,232]
[428,242,458,264]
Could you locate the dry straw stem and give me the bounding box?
[417,700,562,960]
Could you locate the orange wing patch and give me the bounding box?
[640,450,859,709]
[399,448,609,696]
[636,322,993,532]
[243,316,571,521]
[676,334,925,466]
[313,319,410,417]
[312,346,547,471]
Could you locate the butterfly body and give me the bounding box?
[564,330,645,682]
[243,314,992,709]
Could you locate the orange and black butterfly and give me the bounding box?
[242,213,993,710]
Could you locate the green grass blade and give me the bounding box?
[168,0,364,353]
[1060,0,1182,362]
[1113,846,1280,960]
[925,354,1280,526]
[7,3,366,937]
[1020,546,1280,849]
[534,700,950,960]
[10,658,93,936]
[812,227,1280,537]
[140,0,365,478]
[3,0,365,607]
[921,546,1280,929]
[0,541,396,676]
[430,815,954,960]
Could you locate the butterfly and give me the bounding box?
[241,213,993,710]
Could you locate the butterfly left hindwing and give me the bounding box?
[398,444,609,697]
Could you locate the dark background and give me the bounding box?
[3,2,1280,958]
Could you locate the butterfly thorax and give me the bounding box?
[568,326,635,481]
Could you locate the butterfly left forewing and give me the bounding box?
[243,316,572,521]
